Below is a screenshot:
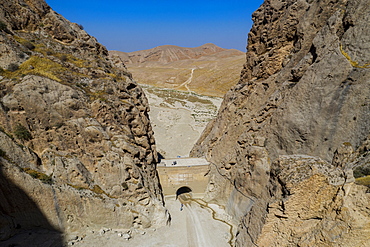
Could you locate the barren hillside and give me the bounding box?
[110,44,245,97]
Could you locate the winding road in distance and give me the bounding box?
[176,68,196,92]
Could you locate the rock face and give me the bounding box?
[191,0,370,246]
[0,0,168,243]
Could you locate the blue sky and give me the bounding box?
[45,0,264,52]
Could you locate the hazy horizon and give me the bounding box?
[45,0,264,52]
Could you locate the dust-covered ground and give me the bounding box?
[142,86,222,158]
[80,195,235,247]
[68,196,233,247]
[1,197,235,247]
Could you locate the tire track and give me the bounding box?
[179,193,234,247]
[177,68,195,92]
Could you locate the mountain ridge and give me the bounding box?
[110,43,243,65]
[109,44,245,97]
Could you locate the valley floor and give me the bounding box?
[69,196,233,247]
[143,86,222,158]
[0,197,234,247]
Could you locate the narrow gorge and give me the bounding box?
[0,0,369,247]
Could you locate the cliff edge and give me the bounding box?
[0,0,168,243]
[191,0,370,246]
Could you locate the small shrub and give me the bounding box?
[7,63,19,72]
[0,21,9,32]
[0,148,6,158]
[54,122,64,129]
[39,174,53,184]
[23,168,53,185]
[121,182,129,190]
[14,124,32,141]
[22,41,35,50]
[77,24,84,30]
[2,104,10,112]
[92,185,105,194]
[353,165,370,178]
[106,88,114,95]
[17,56,65,82]
[60,55,68,62]
[355,175,370,188]
[0,21,6,30]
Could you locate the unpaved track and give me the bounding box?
[179,193,231,247]
[176,68,195,92]
[185,204,213,246]
[2,196,232,247]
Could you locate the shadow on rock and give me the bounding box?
[0,160,64,247]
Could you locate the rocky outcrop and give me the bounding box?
[191,0,370,245]
[256,154,370,247]
[0,0,168,242]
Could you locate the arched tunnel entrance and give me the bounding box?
[156,159,209,197]
[176,186,192,197]
[176,186,193,207]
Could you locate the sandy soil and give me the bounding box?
[69,196,234,247]
[1,196,234,247]
[143,86,222,158]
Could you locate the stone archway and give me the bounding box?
[176,186,192,197]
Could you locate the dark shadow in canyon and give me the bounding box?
[0,160,64,246]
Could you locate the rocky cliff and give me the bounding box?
[191,0,370,246]
[0,0,168,243]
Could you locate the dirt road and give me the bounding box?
[67,195,232,246]
[3,195,233,246]
[179,193,232,247]
[176,68,195,92]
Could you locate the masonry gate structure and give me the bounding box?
[157,158,210,197]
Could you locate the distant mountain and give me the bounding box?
[109,44,245,97]
[110,43,242,65]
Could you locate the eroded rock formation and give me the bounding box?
[0,0,168,242]
[191,0,370,246]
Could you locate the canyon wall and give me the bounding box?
[0,0,168,242]
[191,0,370,246]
